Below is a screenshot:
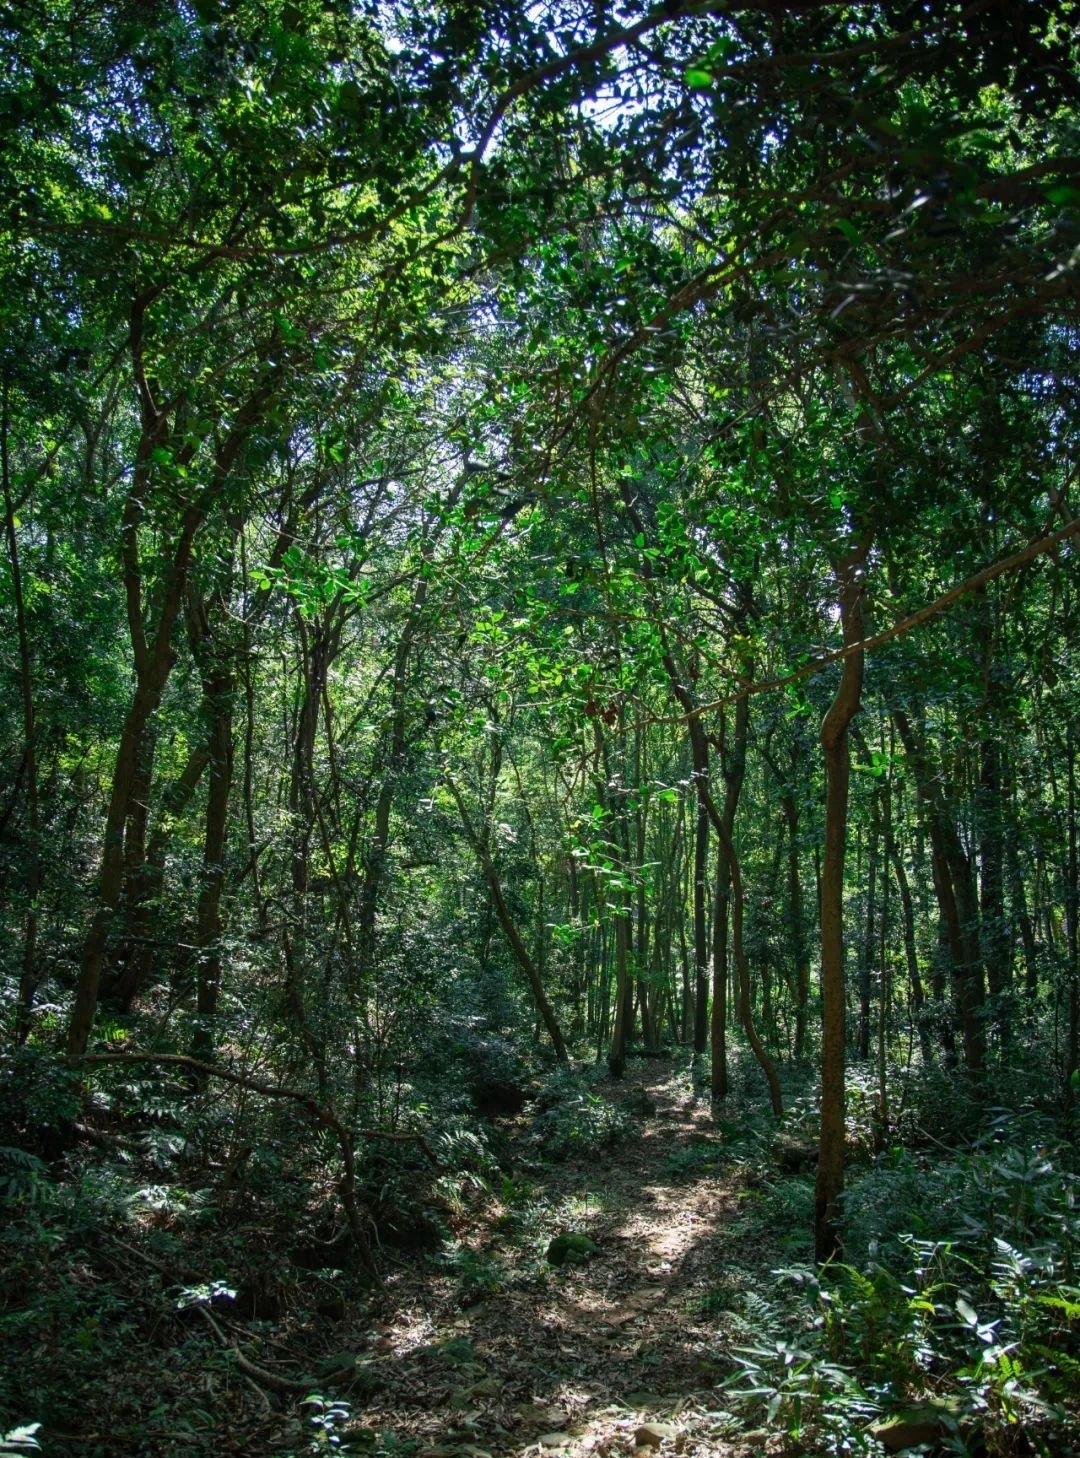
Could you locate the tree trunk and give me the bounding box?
[979,734,1010,1043]
[609,908,634,1079]
[893,710,985,1076]
[857,796,880,1062]
[3,381,42,1043]
[815,542,868,1265]
[65,337,275,1056]
[446,775,568,1062]
[1007,834,1039,999]
[711,691,749,1098]
[783,765,811,1060]
[886,809,933,1069]
[692,789,710,1057]
[108,745,211,1009]
[356,578,427,998]
[711,848,729,1099]
[1065,724,1079,1119]
[719,804,784,1117]
[67,678,172,1055]
[189,585,235,1065]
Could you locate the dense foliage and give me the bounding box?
[2,1,1080,1453]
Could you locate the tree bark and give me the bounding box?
[784,771,811,1060]
[711,848,729,1098]
[815,542,868,1265]
[979,735,1010,1041]
[1065,723,1079,1119]
[692,787,710,1057]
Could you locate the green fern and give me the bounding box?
[0,1146,47,1206]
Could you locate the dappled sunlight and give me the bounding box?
[342,1067,762,1458]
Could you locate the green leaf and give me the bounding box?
[684,68,713,89]
[1045,184,1080,208]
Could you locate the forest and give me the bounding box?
[1,1,1079,1454]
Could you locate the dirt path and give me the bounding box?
[288,1069,780,1458]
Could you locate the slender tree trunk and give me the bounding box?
[189,599,235,1065]
[692,790,710,1057]
[875,814,890,1154]
[121,723,157,940]
[815,542,868,1265]
[711,850,729,1099]
[976,586,1010,1044]
[446,775,568,1062]
[239,533,269,935]
[678,857,693,1043]
[783,770,811,1060]
[887,815,933,1069]
[356,579,427,994]
[608,908,634,1079]
[1008,836,1039,999]
[1065,724,1079,1118]
[634,725,654,1049]
[857,796,880,1062]
[686,713,781,1113]
[979,735,1010,1043]
[893,711,985,1076]
[3,381,42,1043]
[711,691,749,1097]
[720,805,783,1116]
[109,745,211,1008]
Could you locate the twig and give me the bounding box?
[102,1230,173,1275]
[359,1127,441,1166]
[72,1121,135,1154]
[194,1303,315,1395]
[69,1050,380,1275]
[637,513,1080,731]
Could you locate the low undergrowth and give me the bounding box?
[714,1101,1080,1457]
[2,1045,1079,1458]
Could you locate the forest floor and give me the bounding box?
[260,1064,800,1458]
[10,1050,1079,1456]
[7,1058,831,1458]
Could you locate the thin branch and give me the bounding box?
[641,514,1080,730]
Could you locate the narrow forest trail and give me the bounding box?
[306,1067,786,1458]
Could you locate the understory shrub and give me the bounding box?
[720,1111,1080,1457]
[529,1067,630,1157]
